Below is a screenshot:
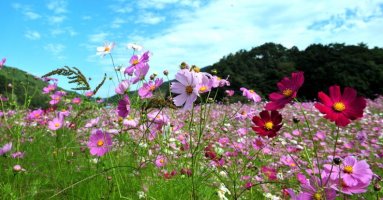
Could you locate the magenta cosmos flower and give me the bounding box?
[170,69,200,111]
[251,110,283,138]
[138,78,163,99]
[315,85,366,127]
[87,129,112,157]
[117,95,130,118]
[265,71,304,110]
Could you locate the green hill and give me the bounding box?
[0,66,81,108]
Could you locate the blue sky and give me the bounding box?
[1,0,383,98]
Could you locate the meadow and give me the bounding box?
[0,45,383,200]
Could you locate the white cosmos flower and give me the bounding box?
[96,42,115,57]
[127,43,143,51]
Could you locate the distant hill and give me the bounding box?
[0,66,81,108]
[203,42,383,100]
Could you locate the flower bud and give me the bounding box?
[163,70,169,76]
[333,157,342,165]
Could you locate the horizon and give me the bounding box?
[1,0,383,98]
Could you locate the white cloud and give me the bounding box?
[48,15,67,24]
[111,18,127,28]
[89,33,109,43]
[24,11,41,20]
[44,43,66,59]
[82,16,92,20]
[110,0,383,79]
[51,27,77,36]
[25,30,41,40]
[47,0,68,14]
[12,3,41,20]
[136,12,165,24]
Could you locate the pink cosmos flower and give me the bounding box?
[49,94,61,105]
[138,78,163,99]
[48,117,63,131]
[27,109,44,121]
[117,95,130,118]
[131,62,150,84]
[170,69,200,111]
[96,42,115,57]
[0,142,12,155]
[265,71,304,110]
[124,51,150,76]
[85,91,94,97]
[72,97,82,105]
[115,80,130,95]
[0,58,6,69]
[42,83,57,94]
[87,129,112,157]
[324,156,373,187]
[240,87,261,102]
[297,176,336,200]
[155,155,167,168]
[225,90,235,96]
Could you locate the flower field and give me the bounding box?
[1,47,383,200]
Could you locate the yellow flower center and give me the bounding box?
[313,192,322,200]
[132,59,139,65]
[149,85,156,91]
[193,67,200,73]
[54,123,60,128]
[104,46,110,52]
[159,159,165,164]
[249,90,255,93]
[343,165,353,173]
[264,121,273,130]
[199,86,208,93]
[97,139,104,147]
[282,89,293,97]
[185,85,193,94]
[333,102,346,112]
[34,113,40,117]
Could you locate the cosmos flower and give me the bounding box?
[124,51,150,76]
[251,110,283,138]
[170,69,200,111]
[85,91,94,97]
[27,109,44,121]
[130,62,150,84]
[324,156,373,187]
[0,58,6,69]
[265,71,304,110]
[72,97,82,105]
[127,43,143,51]
[48,117,63,131]
[138,78,163,99]
[96,42,115,57]
[314,85,366,127]
[225,90,235,96]
[42,83,57,94]
[155,155,167,168]
[297,176,337,200]
[87,129,112,157]
[240,87,261,102]
[117,95,130,118]
[261,166,277,180]
[115,80,130,95]
[0,142,12,155]
[49,94,61,105]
